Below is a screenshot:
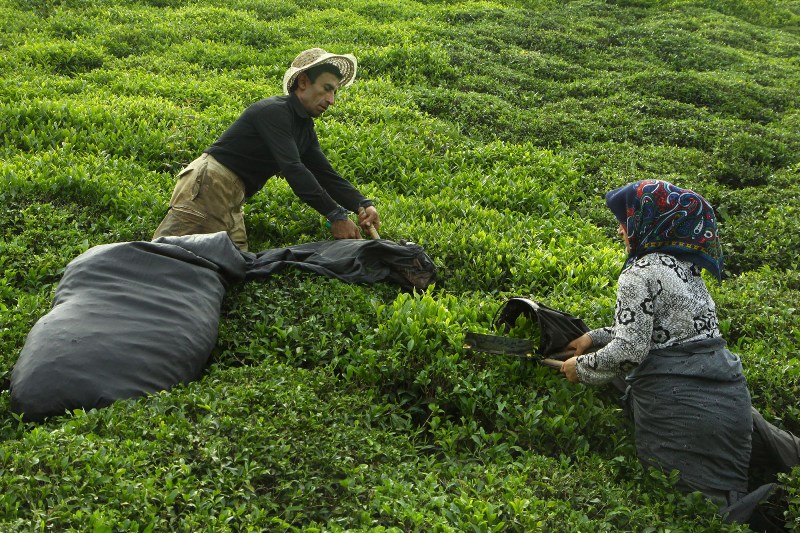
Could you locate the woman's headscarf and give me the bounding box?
[605,180,724,280]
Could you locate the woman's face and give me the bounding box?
[618,223,631,253]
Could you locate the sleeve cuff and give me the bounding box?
[588,327,614,347]
[358,198,374,209]
[325,206,350,222]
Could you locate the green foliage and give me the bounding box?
[13,39,106,75]
[713,267,800,432]
[1,0,799,530]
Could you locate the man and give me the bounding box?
[153,48,380,251]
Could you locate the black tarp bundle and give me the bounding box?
[9,233,436,420]
[245,238,436,291]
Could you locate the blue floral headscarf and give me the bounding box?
[605,180,724,280]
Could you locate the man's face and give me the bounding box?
[295,71,341,117]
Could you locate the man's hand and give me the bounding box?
[330,218,363,239]
[358,206,380,234]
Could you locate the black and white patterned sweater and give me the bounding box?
[576,252,722,385]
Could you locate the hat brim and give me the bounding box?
[282,53,357,95]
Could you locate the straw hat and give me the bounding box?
[282,48,358,95]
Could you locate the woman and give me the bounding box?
[560,179,756,510]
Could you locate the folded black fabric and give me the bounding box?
[626,340,752,500]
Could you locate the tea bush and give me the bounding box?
[1,0,799,530]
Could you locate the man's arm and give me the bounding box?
[574,269,654,384]
[303,143,381,235]
[301,144,372,212]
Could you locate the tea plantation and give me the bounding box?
[1,0,799,530]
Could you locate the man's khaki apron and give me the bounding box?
[153,153,248,251]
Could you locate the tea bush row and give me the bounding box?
[0,311,745,532]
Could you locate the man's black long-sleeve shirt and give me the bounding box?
[205,93,367,218]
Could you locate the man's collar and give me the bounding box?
[288,92,310,119]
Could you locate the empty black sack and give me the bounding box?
[494,297,590,356]
[10,232,246,421]
[245,238,437,291]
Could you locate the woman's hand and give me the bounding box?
[567,333,592,356]
[561,356,580,383]
[560,334,592,384]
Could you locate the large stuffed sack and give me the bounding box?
[10,232,246,421]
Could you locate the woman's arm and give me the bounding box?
[573,267,657,384]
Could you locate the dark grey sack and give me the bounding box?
[10,233,436,420]
[10,232,246,421]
